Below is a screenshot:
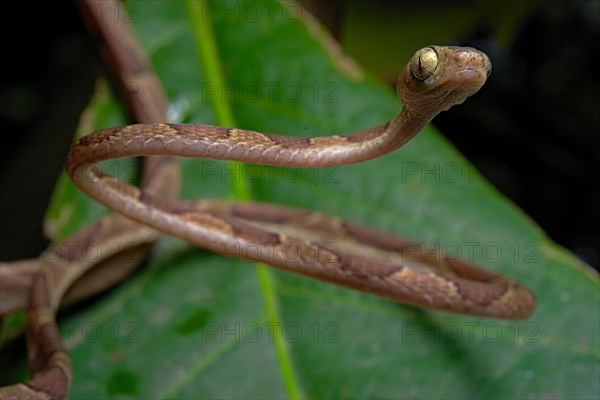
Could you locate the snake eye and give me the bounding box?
[410,47,439,81]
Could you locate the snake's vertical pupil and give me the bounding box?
[410,47,439,81]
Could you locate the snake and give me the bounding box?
[63,42,535,320]
[0,4,536,398]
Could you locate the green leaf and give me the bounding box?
[20,1,600,398]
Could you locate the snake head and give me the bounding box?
[397,46,492,117]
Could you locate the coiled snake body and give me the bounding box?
[0,44,535,399]
[66,46,534,319]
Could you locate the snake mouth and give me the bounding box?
[454,49,491,85]
[438,49,492,107]
[453,67,490,89]
[450,52,491,84]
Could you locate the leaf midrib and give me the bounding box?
[184,1,303,398]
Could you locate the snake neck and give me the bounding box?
[329,107,432,166]
[66,107,435,175]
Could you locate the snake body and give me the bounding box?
[65,46,534,319]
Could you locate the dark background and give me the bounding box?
[0,0,598,270]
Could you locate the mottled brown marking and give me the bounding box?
[309,242,341,266]
[76,126,122,146]
[228,128,275,146]
[452,277,509,305]
[292,213,346,235]
[140,191,197,214]
[389,268,461,302]
[233,221,282,245]
[309,135,348,148]
[344,124,387,143]
[492,285,536,313]
[179,212,235,235]
[336,251,399,279]
[444,258,501,282]
[343,221,458,276]
[274,239,341,269]
[266,134,311,148]
[155,123,178,136]
[168,124,231,141]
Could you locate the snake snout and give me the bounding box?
[438,48,492,110]
[452,48,491,89]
